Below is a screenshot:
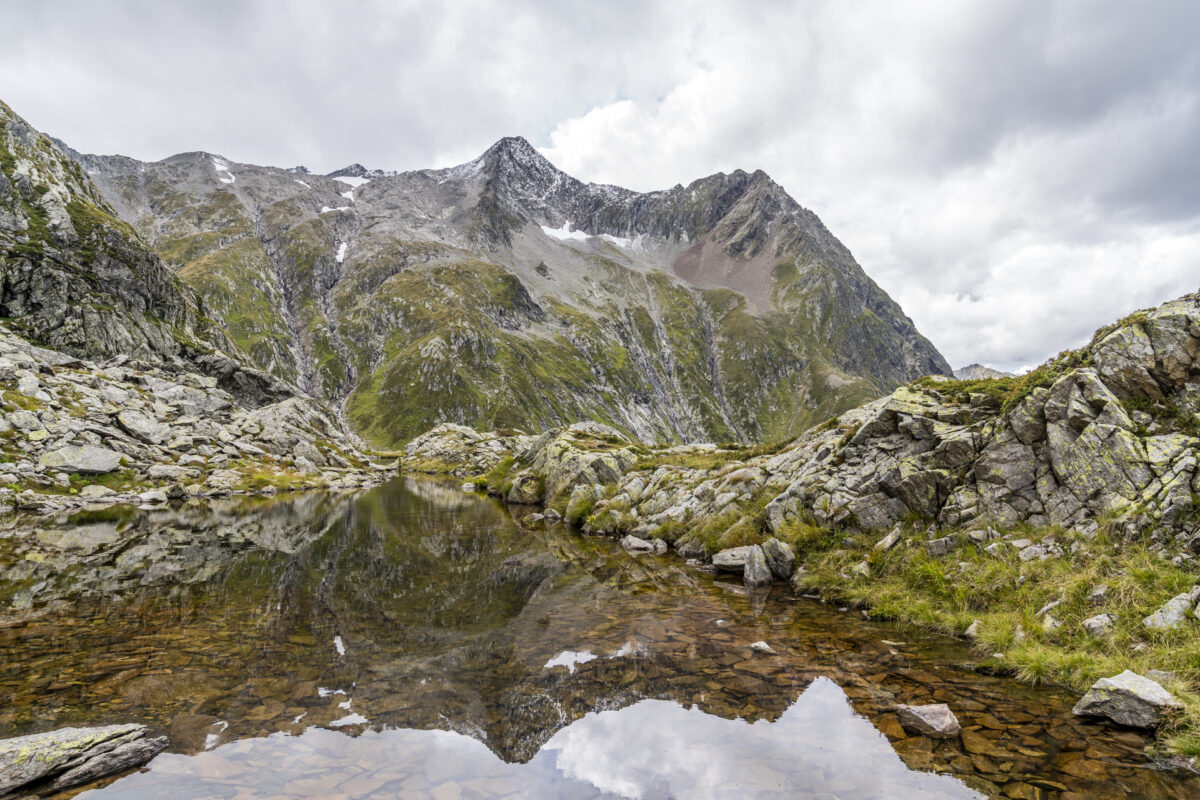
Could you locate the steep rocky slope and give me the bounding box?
[0,101,290,406]
[0,319,393,516]
[69,131,949,448]
[0,101,394,506]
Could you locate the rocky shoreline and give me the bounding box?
[0,322,397,518]
[404,290,1200,758]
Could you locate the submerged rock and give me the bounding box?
[896,703,961,737]
[0,723,166,795]
[1072,670,1182,728]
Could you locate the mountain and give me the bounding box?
[64,130,951,448]
[0,100,288,405]
[0,99,392,504]
[954,363,1014,380]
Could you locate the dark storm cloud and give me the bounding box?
[1,0,1197,371]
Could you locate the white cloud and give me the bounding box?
[535,1,1200,371]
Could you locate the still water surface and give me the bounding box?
[1,478,1197,799]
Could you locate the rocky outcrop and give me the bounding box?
[0,321,395,515]
[0,724,166,795]
[503,422,638,506]
[403,423,532,476]
[0,101,289,408]
[407,290,1200,570]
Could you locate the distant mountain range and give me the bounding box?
[6,97,951,447]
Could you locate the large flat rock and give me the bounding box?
[37,444,122,474]
[0,723,164,794]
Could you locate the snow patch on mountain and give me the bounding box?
[541,221,589,241]
[541,222,642,250]
[212,156,235,184]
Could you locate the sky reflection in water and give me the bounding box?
[81,678,978,800]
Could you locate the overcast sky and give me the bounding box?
[2,0,1198,371]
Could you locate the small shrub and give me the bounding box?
[484,456,515,495]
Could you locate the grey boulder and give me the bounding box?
[1143,591,1197,630]
[1072,670,1182,728]
[712,545,753,572]
[760,537,796,581]
[38,445,122,474]
[116,409,170,444]
[743,544,773,587]
[1081,613,1115,637]
[620,534,654,553]
[896,703,961,737]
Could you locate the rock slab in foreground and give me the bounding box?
[896,703,961,737]
[1072,670,1182,728]
[0,723,166,795]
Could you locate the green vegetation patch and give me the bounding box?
[794,521,1200,756]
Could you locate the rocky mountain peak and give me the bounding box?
[954,364,1015,380]
[328,163,369,178]
[327,163,397,180]
[480,135,573,195]
[483,135,544,163]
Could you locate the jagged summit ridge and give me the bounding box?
[328,163,398,180]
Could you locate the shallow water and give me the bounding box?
[0,478,1197,799]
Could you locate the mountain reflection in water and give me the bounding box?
[0,478,1196,799]
[79,679,978,800]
